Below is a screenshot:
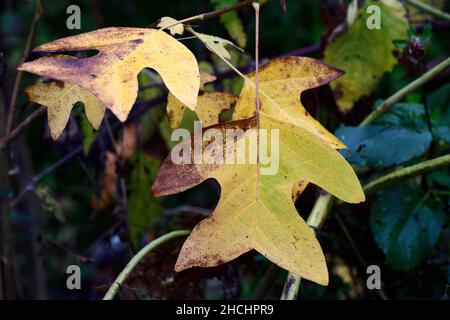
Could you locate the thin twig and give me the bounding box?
[0,107,45,151]
[251,263,280,299]
[160,0,254,31]
[404,0,450,21]
[102,230,190,300]
[360,57,450,126]
[5,0,42,135]
[334,213,388,300]
[363,154,450,196]
[10,145,83,207]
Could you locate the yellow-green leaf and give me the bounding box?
[192,31,242,60]
[324,0,408,112]
[18,27,200,122]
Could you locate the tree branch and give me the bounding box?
[102,230,190,300]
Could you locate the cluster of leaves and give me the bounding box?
[4,0,449,299]
[19,16,366,284]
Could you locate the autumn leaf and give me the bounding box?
[166,71,238,129]
[25,79,105,140]
[18,27,200,122]
[324,0,408,112]
[189,28,243,60]
[152,57,365,285]
[157,16,184,36]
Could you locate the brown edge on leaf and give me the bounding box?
[151,115,257,197]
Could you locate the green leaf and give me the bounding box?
[78,108,97,156]
[408,25,417,38]
[370,184,446,271]
[211,0,247,48]
[427,169,450,188]
[421,22,432,42]
[393,39,408,48]
[127,152,162,248]
[335,103,432,167]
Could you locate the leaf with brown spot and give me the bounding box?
[18,27,200,121]
[24,77,105,140]
[152,57,365,285]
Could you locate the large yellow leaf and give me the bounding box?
[18,27,200,122]
[25,80,105,140]
[152,57,365,285]
[324,0,408,111]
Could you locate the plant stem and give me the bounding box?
[254,1,261,199]
[363,154,450,196]
[280,56,450,301]
[5,0,42,135]
[160,0,254,31]
[103,230,190,300]
[281,273,302,300]
[404,0,450,21]
[0,107,45,151]
[360,57,450,126]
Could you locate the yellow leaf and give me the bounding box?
[167,92,237,129]
[25,80,105,140]
[152,57,365,285]
[199,71,217,90]
[157,16,184,36]
[166,71,237,129]
[18,27,200,122]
